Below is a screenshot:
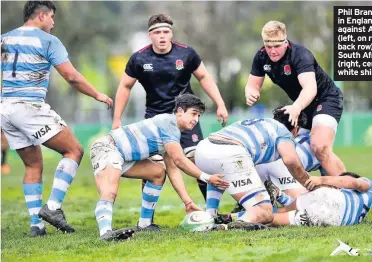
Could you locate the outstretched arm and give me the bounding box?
[55,62,113,108]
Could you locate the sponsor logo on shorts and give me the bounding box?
[175,59,184,70]
[317,104,323,112]
[284,64,291,75]
[299,209,311,226]
[32,125,51,139]
[232,178,252,188]
[279,177,297,184]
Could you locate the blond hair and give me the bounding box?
[262,21,287,40]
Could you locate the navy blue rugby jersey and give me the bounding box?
[250,40,341,104]
[125,41,202,118]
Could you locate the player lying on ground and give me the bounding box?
[1,1,113,237]
[268,172,372,227]
[90,94,229,241]
[194,108,312,228]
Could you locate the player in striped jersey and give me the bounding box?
[257,129,327,203]
[270,172,372,227]
[194,108,311,227]
[1,1,113,237]
[90,94,229,241]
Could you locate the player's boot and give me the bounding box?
[30,226,47,237]
[264,179,280,205]
[230,202,245,213]
[100,228,135,241]
[215,213,233,224]
[136,223,161,232]
[227,220,268,231]
[38,204,75,233]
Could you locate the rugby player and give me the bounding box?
[245,21,345,178]
[1,1,113,237]
[112,13,228,204]
[90,94,229,241]
[194,108,311,227]
[269,172,372,227]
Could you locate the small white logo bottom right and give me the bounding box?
[330,240,360,256]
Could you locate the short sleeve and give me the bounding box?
[293,48,315,75]
[187,47,202,73]
[250,50,265,77]
[125,53,138,78]
[47,37,69,66]
[275,123,295,147]
[155,115,181,144]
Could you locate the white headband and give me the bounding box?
[148,23,172,32]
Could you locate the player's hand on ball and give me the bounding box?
[209,174,230,190]
[245,88,260,106]
[304,176,322,191]
[95,92,113,109]
[185,201,203,214]
[112,119,121,130]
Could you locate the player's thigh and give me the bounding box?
[123,159,165,181]
[311,94,343,146]
[9,102,69,148]
[90,135,125,176]
[1,107,33,150]
[42,125,83,157]
[16,145,43,169]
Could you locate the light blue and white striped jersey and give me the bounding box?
[295,133,326,175]
[212,118,294,165]
[341,178,372,225]
[109,114,181,161]
[1,26,69,102]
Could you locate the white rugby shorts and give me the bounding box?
[1,100,66,149]
[195,139,267,198]
[90,135,135,176]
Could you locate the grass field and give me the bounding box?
[2,147,372,261]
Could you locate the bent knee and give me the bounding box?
[152,168,166,185]
[68,143,84,162]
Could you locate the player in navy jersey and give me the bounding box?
[1,1,113,237]
[244,21,345,178]
[194,108,312,227]
[270,172,372,227]
[112,14,228,205]
[90,94,229,241]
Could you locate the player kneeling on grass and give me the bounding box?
[90,94,229,241]
[269,172,372,227]
[194,109,312,230]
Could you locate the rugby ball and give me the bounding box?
[179,211,215,232]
